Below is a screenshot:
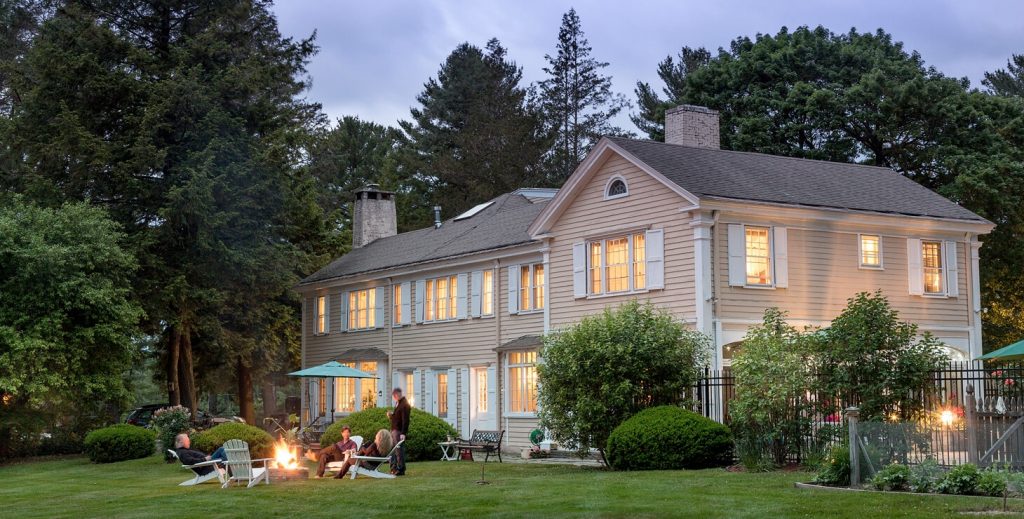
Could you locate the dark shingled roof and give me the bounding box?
[301,192,549,284]
[608,137,987,222]
[494,335,542,352]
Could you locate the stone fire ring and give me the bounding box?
[268,466,309,482]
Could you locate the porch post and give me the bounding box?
[846,407,860,487]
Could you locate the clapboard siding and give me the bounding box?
[548,154,697,329]
[498,264,545,344]
[305,287,390,366]
[504,417,539,450]
[715,224,970,326]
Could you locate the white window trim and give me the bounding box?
[743,225,775,289]
[603,175,629,200]
[858,233,884,270]
[314,295,329,335]
[517,264,545,313]
[481,270,495,317]
[392,284,403,328]
[333,361,384,415]
[921,240,947,298]
[503,350,539,418]
[586,232,646,296]
[346,288,377,331]
[422,274,460,323]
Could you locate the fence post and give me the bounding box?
[965,384,979,465]
[846,407,860,487]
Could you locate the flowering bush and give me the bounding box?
[151,406,192,460]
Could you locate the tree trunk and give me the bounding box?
[261,380,278,419]
[178,327,197,419]
[167,328,180,406]
[208,391,219,416]
[237,357,254,424]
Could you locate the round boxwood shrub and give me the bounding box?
[191,423,274,458]
[83,424,156,463]
[605,406,732,470]
[321,407,457,462]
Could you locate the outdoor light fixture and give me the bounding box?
[940,409,955,427]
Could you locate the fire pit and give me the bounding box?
[268,436,309,482]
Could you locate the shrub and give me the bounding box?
[605,406,732,470]
[936,463,981,495]
[83,424,155,463]
[538,301,711,459]
[871,463,911,491]
[909,458,943,493]
[813,444,851,486]
[320,407,457,462]
[191,423,273,458]
[151,406,192,461]
[977,468,1008,497]
[729,308,813,466]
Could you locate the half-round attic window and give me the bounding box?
[606,178,628,199]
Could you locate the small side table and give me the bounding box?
[438,441,459,461]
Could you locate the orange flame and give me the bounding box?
[272,437,299,469]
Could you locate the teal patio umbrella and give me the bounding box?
[976,339,1024,362]
[289,361,377,424]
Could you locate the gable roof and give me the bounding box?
[606,137,987,222]
[300,191,553,286]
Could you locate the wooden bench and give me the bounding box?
[455,430,504,463]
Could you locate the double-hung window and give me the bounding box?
[587,233,646,295]
[860,235,882,268]
[392,284,403,325]
[437,372,448,418]
[347,288,376,330]
[336,361,378,413]
[519,264,545,311]
[507,351,538,414]
[315,295,328,334]
[745,226,772,286]
[922,240,944,294]
[481,270,494,316]
[425,275,458,321]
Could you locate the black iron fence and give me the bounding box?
[689,361,1024,467]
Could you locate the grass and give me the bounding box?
[1,455,1020,518]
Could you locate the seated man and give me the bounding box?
[332,429,393,479]
[173,433,227,476]
[315,425,358,478]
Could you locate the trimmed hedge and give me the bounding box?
[191,423,274,459]
[321,407,457,462]
[83,424,156,463]
[605,406,732,470]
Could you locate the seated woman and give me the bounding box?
[333,429,393,479]
[315,425,359,478]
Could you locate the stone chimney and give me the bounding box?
[665,104,720,149]
[352,184,397,248]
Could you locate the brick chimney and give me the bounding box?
[352,184,397,248]
[665,105,720,149]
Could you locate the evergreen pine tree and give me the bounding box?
[631,46,711,140]
[539,8,630,183]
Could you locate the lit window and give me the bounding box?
[477,369,488,413]
[315,295,327,334]
[437,372,448,418]
[507,351,538,414]
[606,178,628,198]
[745,227,772,286]
[860,235,882,268]
[424,275,459,321]
[348,288,376,330]
[337,361,378,413]
[360,361,377,409]
[317,379,327,416]
[405,372,415,408]
[481,270,494,316]
[519,264,545,311]
[336,364,356,412]
[923,241,944,294]
[393,284,403,325]
[587,233,647,295]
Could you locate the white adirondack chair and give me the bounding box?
[324,435,363,474]
[167,449,225,487]
[349,440,404,480]
[221,439,272,488]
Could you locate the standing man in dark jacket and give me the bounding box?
[387,387,411,475]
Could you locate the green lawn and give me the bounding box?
[1,455,1019,518]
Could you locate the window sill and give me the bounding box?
[921,293,951,299]
[313,332,330,337]
[419,318,462,325]
[503,413,538,419]
[580,289,653,300]
[741,284,776,290]
[344,327,382,333]
[512,309,544,316]
[858,265,884,271]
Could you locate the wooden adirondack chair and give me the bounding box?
[221,439,272,488]
[348,440,404,480]
[168,449,226,487]
[324,435,363,474]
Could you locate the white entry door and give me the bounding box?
[469,365,497,431]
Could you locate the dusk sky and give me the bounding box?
[272,0,1024,132]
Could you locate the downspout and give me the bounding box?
[494,259,506,448]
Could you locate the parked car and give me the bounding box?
[125,404,211,428]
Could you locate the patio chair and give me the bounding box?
[348,440,405,480]
[221,439,272,488]
[167,449,226,487]
[323,435,363,475]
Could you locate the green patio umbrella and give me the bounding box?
[288,361,377,425]
[976,339,1024,361]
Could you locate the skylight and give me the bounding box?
[453,201,495,221]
